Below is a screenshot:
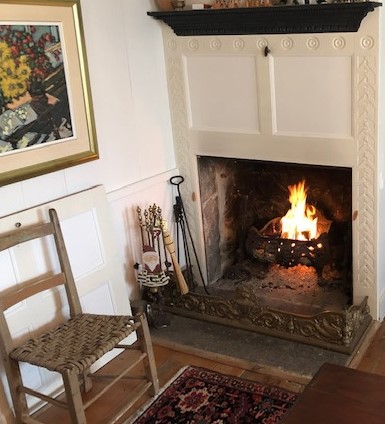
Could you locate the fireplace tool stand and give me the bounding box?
[135,205,171,328]
[171,175,210,295]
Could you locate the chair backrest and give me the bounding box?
[0,208,82,355]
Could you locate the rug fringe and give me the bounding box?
[124,365,190,424]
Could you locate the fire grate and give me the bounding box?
[246,229,330,280]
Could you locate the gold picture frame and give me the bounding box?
[0,0,98,186]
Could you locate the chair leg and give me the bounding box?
[62,371,87,424]
[135,313,160,395]
[82,369,92,393]
[5,359,29,423]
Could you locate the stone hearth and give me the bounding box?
[150,314,352,377]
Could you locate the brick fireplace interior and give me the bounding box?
[198,156,352,316]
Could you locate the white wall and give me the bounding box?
[0,2,176,421]
[0,0,176,299]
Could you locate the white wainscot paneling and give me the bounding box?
[0,250,24,315]
[271,55,352,137]
[81,283,114,315]
[15,238,59,283]
[6,237,64,323]
[0,251,17,291]
[61,210,104,279]
[20,362,42,391]
[185,55,260,132]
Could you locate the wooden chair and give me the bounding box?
[0,208,159,424]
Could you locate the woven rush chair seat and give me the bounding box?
[10,313,138,375]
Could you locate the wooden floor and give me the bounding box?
[34,319,385,424]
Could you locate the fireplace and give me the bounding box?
[163,156,370,353]
[156,8,382,352]
[164,155,370,353]
[198,156,353,316]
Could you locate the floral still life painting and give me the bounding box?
[0,0,97,187]
[0,24,73,154]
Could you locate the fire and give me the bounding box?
[280,180,319,241]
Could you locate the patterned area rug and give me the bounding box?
[128,366,298,423]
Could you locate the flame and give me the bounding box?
[280,180,318,241]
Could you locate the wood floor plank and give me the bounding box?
[355,321,385,374]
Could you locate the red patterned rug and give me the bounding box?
[128,366,298,423]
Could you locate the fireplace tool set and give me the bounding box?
[170,175,210,295]
[135,203,189,327]
[134,175,211,327]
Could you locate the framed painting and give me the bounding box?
[0,0,98,186]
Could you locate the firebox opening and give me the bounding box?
[197,156,352,315]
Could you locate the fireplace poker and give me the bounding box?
[170,175,209,295]
[173,195,195,290]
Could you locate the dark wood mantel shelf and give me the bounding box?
[147,2,381,36]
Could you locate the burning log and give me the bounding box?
[245,226,330,277]
[245,180,333,282]
[258,213,332,240]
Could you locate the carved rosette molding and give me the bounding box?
[281,37,294,50]
[210,38,221,51]
[356,54,377,293]
[306,37,320,50]
[166,290,372,353]
[256,37,268,50]
[188,38,199,51]
[360,36,375,49]
[165,34,355,54]
[333,36,346,50]
[233,38,245,51]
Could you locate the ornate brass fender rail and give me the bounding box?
[148,2,381,36]
[164,288,372,353]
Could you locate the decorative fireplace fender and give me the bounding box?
[165,290,372,354]
[147,2,381,36]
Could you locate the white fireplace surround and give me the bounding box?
[159,8,385,319]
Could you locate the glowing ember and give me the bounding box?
[280,180,319,241]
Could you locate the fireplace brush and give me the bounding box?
[161,221,189,295]
[170,175,210,295]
